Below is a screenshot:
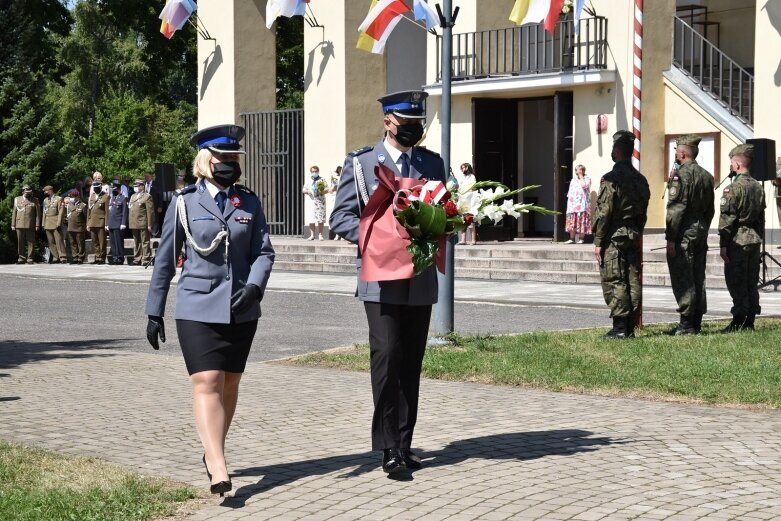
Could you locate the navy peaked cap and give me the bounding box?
[190,124,246,155]
[378,90,428,119]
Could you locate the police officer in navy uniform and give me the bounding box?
[145,124,275,496]
[330,90,446,474]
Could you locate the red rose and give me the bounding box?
[463,213,474,225]
[444,200,458,217]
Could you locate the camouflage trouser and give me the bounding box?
[724,243,761,318]
[600,243,641,318]
[667,239,707,317]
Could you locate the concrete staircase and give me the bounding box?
[269,236,781,289]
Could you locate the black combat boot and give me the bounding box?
[691,314,703,333]
[674,315,697,335]
[624,313,635,338]
[721,316,746,333]
[741,314,755,331]
[605,316,628,339]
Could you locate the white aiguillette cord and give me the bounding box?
[176,195,229,258]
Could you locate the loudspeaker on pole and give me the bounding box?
[745,138,776,182]
[155,163,177,192]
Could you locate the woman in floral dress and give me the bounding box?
[565,164,592,243]
[302,165,327,240]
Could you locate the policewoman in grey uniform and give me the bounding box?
[145,124,275,496]
[330,90,446,474]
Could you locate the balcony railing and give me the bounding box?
[436,16,608,82]
[672,16,753,126]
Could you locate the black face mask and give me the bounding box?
[112,189,119,195]
[212,161,242,187]
[93,185,102,194]
[392,123,424,148]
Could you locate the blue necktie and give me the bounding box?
[215,191,227,213]
[400,153,410,178]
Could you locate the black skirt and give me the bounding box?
[176,319,258,375]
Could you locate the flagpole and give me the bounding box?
[432,0,455,337]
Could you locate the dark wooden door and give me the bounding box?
[553,91,573,242]
[472,98,518,241]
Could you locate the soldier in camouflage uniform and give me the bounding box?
[593,131,651,338]
[664,135,715,334]
[719,144,765,332]
[11,185,40,264]
[42,185,67,263]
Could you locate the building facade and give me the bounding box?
[198,0,780,240]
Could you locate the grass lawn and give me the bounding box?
[0,440,201,521]
[287,319,781,409]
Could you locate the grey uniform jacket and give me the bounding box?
[329,139,446,306]
[145,182,275,324]
[107,193,129,229]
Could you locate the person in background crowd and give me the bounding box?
[565,164,592,244]
[593,131,650,339]
[330,166,343,240]
[176,172,187,191]
[457,163,478,245]
[302,165,327,240]
[11,185,40,264]
[719,144,765,332]
[81,176,93,202]
[129,179,155,266]
[87,171,110,264]
[107,179,129,265]
[66,190,88,264]
[144,172,164,237]
[42,185,67,263]
[112,175,129,199]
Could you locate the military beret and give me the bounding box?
[42,185,53,192]
[729,144,754,159]
[133,179,144,186]
[613,130,635,145]
[378,90,428,119]
[69,190,79,198]
[675,134,702,148]
[22,185,31,192]
[191,124,246,155]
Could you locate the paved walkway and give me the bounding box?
[1,265,780,520]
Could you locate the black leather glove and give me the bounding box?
[146,316,166,350]
[231,283,262,315]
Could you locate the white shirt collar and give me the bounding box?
[383,137,411,167]
[203,179,230,198]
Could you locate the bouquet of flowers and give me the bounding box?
[561,0,574,14]
[312,178,328,196]
[393,174,557,274]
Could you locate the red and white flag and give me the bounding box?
[356,0,410,54]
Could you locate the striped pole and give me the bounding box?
[632,0,643,169]
[633,0,644,328]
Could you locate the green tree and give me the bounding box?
[276,16,304,109]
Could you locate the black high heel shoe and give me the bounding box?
[210,480,232,497]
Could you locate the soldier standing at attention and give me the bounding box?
[11,185,40,264]
[664,135,715,334]
[87,171,110,264]
[128,179,155,266]
[66,190,88,264]
[107,180,129,265]
[330,90,446,474]
[593,131,651,339]
[719,144,765,332]
[42,185,67,264]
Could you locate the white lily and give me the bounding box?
[500,199,521,218]
[456,190,482,216]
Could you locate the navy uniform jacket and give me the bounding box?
[329,139,446,306]
[145,181,275,324]
[107,193,129,229]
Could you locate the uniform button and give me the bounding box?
[226,275,230,280]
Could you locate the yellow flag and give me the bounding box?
[509,0,532,25]
[357,0,380,52]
